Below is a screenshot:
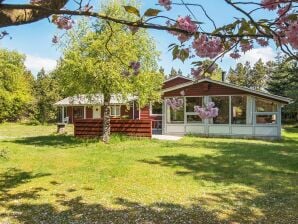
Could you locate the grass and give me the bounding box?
[0,123,297,224]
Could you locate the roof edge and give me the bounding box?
[162,78,292,104]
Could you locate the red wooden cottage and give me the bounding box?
[55,76,291,139]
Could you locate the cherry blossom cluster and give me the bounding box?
[52,16,74,30]
[159,0,172,11]
[166,98,184,110]
[261,0,298,49]
[194,102,219,119]
[167,16,198,43]
[192,34,224,59]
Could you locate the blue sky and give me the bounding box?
[0,0,277,75]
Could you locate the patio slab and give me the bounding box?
[152,135,183,141]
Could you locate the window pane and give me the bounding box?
[211,96,229,124]
[256,114,277,124]
[166,98,184,123]
[255,98,277,112]
[151,102,162,115]
[186,97,202,112]
[111,106,121,117]
[187,115,202,123]
[231,96,247,124]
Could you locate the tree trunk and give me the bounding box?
[102,95,111,143]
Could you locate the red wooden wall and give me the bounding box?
[74,119,152,138]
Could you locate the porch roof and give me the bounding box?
[54,94,137,106]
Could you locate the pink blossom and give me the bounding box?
[261,0,279,10]
[53,16,74,30]
[176,16,198,33]
[285,20,298,49]
[230,51,241,59]
[240,41,253,53]
[167,16,197,43]
[166,98,184,110]
[256,38,269,47]
[192,34,224,59]
[159,0,172,11]
[194,102,219,119]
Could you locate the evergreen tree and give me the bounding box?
[251,59,267,90]
[169,67,178,78]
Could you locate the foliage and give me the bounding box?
[227,59,267,90]
[0,48,34,122]
[55,1,163,142]
[266,56,298,120]
[34,68,62,124]
[2,1,298,76]
[0,123,297,223]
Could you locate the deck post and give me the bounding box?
[84,106,86,119]
[62,106,65,123]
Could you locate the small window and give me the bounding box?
[255,98,277,112]
[151,102,162,115]
[111,105,121,117]
[186,97,202,112]
[231,96,247,124]
[256,114,277,124]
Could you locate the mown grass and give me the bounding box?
[0,123,297,224]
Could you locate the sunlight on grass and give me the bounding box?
[0,123,297,223]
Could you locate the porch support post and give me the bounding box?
[62,106,65,123]
[132,100,135,119]
[277,103,282,139]
[84,106,86,119]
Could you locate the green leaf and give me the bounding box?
[123,6,140,17]
[144,8,162,17]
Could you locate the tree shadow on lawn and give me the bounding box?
[140,138,298,223]
[7,135,97,148]
[0,168,228,224]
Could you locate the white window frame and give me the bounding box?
[254,97,278,126]
[150,102,163,116]
[185,96,203,124]
[110,105,121,117]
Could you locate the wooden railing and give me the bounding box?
[74,119,152,138]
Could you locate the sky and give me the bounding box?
[0,0,278,75]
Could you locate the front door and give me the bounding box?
[93,106,101,119]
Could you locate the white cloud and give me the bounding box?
[237,47,276,65]
[25,55,57,74]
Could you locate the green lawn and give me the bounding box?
[0,123,297,224]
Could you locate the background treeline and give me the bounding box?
[0,48,297,124]
[0,48,63,124]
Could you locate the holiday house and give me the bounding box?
[54,76,292,139]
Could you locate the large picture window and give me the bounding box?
[211,96,229,124]
[231,96,247,124]
[255,97,278,124]
[186,97,202,123]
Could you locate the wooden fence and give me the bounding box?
[74,119,152,138]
